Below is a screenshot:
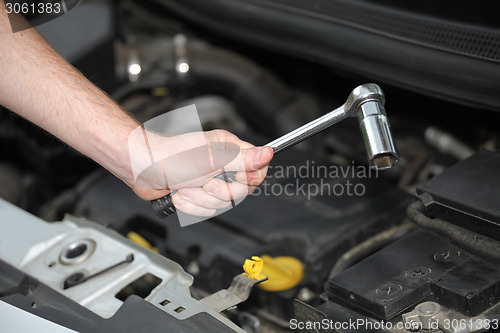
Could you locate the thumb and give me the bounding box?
[224,146,274,172]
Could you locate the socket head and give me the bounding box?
[346,84,398,170]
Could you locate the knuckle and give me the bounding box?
[210,129,231,140]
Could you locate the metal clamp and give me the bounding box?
[200,274,268,312]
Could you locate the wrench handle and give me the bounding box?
[151,171,237,218]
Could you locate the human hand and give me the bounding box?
[127,129,273,216]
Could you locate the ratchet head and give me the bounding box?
[345,84,398,170]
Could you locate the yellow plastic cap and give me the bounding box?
[127,231,160,254]
[258,255,304,292]
[243,256,266,280]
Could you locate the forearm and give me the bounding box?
[0,2,137,182]
[0,1,275,214]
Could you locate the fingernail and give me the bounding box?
[256,147,266,161]
[204,180,218,195]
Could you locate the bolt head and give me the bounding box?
[434,250,460,262]
[376,283,402,299]
[217,290,230,300]
[405,266,431,279]
[416,301,441,316]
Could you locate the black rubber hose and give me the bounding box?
[328,223,416,280]
[407,201,500,263]
[112,37,306,135]
[186,43,303,135]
